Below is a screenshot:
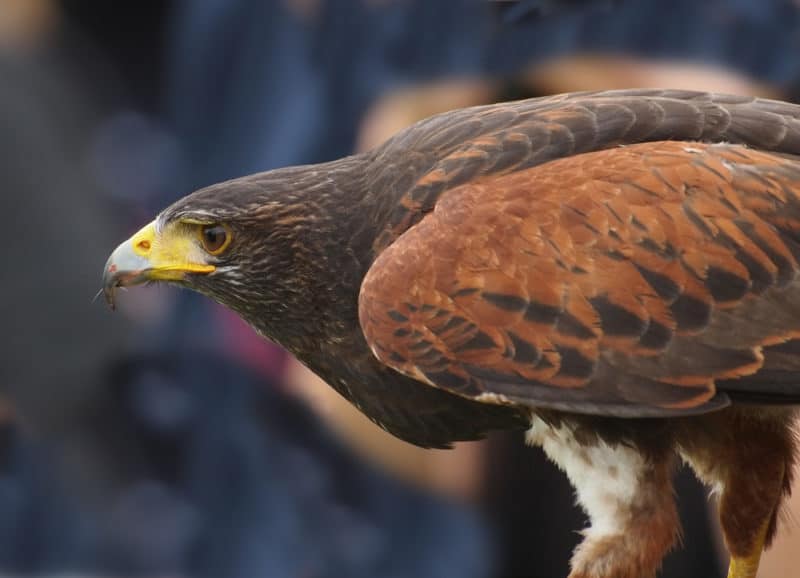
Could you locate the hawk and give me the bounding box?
[104,89,800,578]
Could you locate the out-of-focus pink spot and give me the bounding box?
[109,264,118,273]
[213,305,288,386]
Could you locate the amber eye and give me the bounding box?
[199,224,231,255]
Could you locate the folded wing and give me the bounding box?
[359,141,800,416]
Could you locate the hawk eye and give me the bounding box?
[199,224,230,255]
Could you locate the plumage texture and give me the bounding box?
[105,89,800,578]
[360,140,800,417]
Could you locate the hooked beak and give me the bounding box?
[102,221,215,310]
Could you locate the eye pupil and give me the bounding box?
[201,225,229,254]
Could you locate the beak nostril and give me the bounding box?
[136,240,151,252]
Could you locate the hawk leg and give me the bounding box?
[528,416,679,578]
[678,408,797,578]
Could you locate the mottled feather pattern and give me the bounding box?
[368,89,800,254]
[360,141,800,416]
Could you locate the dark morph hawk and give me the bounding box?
[104,89,800,578]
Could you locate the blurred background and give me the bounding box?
[2,0,800,576]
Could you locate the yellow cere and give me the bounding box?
[129,220,216,280]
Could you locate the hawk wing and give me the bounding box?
[366,89,800,254]
[359,140,800,416]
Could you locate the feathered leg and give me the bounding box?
[528,415,679,578]
[678,408,797,578]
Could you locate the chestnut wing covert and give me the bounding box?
[360,141,800,416]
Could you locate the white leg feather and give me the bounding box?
[527,415,679,578]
